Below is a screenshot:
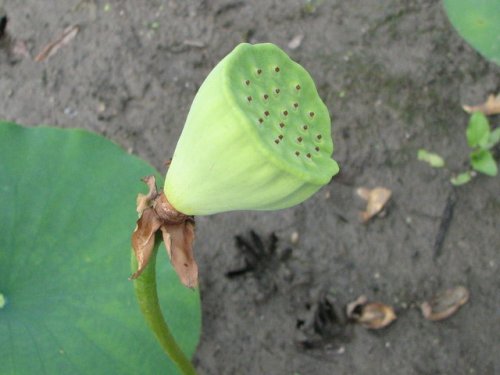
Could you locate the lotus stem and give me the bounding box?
[131,241,197,375]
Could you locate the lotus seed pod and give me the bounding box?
[164,43,339,215]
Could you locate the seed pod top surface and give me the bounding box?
[225,43,337,185]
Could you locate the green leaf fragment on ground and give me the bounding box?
[0,122,201,375]
[466,112,490,148]
[451,171,473,186]
[485,127,500,149]
[417,149,445,168]
[471,149,498,176]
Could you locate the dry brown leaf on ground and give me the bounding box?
[35,25,79,62]
[420,286,469,321]
[356,187,392,222]
[463,94,500,116]
[346,295,397,329]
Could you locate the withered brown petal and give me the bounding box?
[356,187,392,223]
[130,208,162,279]
[356,302,397,329]
[463,94,500,116]
[161,220,198,289]
[136,175,158,215]
[421,286,470,321]
[346,296,396,330]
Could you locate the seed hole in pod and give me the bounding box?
[295,151,300,156]
[303,125,308,130]
[306,153,312,158]
[264,94,269,100]
[245,80,250,85]
[257,69,262,75]
[264,111,270,117]
[275,66,280,72]
[309,112,315,118]
[316,134,322,140]
[315,146,320,151]
[297,137,303,143]
[293,103,299,108]
[283,110,288,116]
[247,96,252,102]
[275,88,280,94]
[258,118,264,124]
[274,139,280,144]
[278,135,284,140]
[296,84,301,90]
[279,122,285,128]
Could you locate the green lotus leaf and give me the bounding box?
[0,122,201,375]
[443,0,500,65]
[165,43,339,215]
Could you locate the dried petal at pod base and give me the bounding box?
[356,187,392,223]
[154,192,188,225]
[421,286,469,321]
[130,208,162,279]
[130,175,198,288]
[161,220,198,289]
[346,295,397,330]
[463,94,500,116]
[136,175,159,215]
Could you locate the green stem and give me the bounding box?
[131,243,198,375]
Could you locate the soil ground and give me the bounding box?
[1,1,499,374]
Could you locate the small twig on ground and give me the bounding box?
[35,25,79,62]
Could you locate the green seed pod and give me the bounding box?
[164,43,339,215]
